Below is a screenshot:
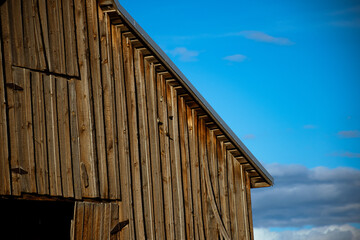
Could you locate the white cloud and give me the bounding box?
[168,47,199,62]
[254,225,360,240]
[223,54,247,62]
[237,31,294,45]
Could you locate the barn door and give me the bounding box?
[71,202,129,240]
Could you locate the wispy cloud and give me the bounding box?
[252,164,360,228]
[168,47,199,62]
[161,31,294,46]
[223,54,247,63]
[330,152,360,158]
[243,134,255,139]
[237,31,295,45]
[338,130,360,138]
[304,124,317,129]
[330,19,360,28]
[255,225,360,240]
[330,5,360,16]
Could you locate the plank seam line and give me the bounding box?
[12,65,80,80]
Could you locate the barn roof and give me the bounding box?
[99,0,274,187]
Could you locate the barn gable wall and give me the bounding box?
[0,0,270,239]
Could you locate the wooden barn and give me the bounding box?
[0,0,273,239]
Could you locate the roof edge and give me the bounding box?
[100,0,274,186]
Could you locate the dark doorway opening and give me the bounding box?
[0,198,74,240]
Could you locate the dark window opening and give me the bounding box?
[0,198,74,240]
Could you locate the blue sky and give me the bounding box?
[120,0,360,239]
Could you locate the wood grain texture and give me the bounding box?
[246,172,255,240]
[217,139,231,235]
[134,49,155,239]
[47,0,66,74]
[62,0,79,76]
[68,79,82,199]
[227,152,238,239]
[31,72,49,195]
[7,0,24,67]
[178,96,195,239]
[122,34,146,240]
[44,75,62,196]
[99,10,121,200]
[56,79,74,198]
[157,73,175,240]
[1,1,20,196]
[144,58,166,239]
[0,28,11,195]
[167,83,186,240]
[86,0,108,199]
[112,25,134,239]
[187,107,205,240]
[31,0,48,70]
[74,0,99,198]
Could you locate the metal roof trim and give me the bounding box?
[108,0,274,186]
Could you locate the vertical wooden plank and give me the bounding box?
[110,203,120,240]
[246,172,255,240]
[0,27,11,195]
[74,0,99,198]
[93,203,105,240]
[47,0,66,74]
[85,0,108,199]
[1,1,20,196]
[178,96,195,239]
[70,219,75,240]
[99,9,121,200]
[62,0,79,76]
[68,79,82,199]
[113,26,134,239]
[31,0,47,70]
[227,152,238,239]
[198,119,213,239]
[31,72,49,195]
[234,159,247,240]
[21,68,37,193]
[82,202,94,240]
[44,75,62,196]
[22,0,38,69]
[187,107,205,240]
[217,140,231,235]
[38,0,51,69]
[7,0,24,67]
[208,130,220,208]
[157,73,175,240]
[167,83,186,240]
[134,49,155,239]
[122,34,145,240]
[56,79,74,198]
[103,203,111,240]
[74,202,85,240]
[144,58,166,239]
[240,167,251,240]
[204,127,219,238]
[11,68,30,194]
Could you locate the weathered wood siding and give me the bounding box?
[0,0,263,239]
